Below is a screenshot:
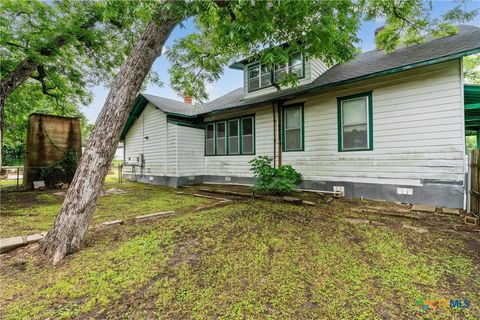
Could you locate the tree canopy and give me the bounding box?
[0,0,160,163]
[166,0,479,101]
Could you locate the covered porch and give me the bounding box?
[465,84,480,146]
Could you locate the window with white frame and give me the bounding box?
[205,116,255,156]
[338,92,373,151]
[248,64,271,92]
[283,105,304,151]
[216,121,227,155]
[274,52,304,83]
[205,123,215,155]
[288,52,303,78]
[241,117,254,154]
[228,119,240,155]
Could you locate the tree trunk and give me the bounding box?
[41,18,177,264]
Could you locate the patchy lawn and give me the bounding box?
[0,178,211,237]
[0,191,479,319]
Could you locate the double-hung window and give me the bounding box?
[216,122,227,155]
[205,124,215,155]
[274,52,304,83]
[337,92,373,152]
[248,64,271,92]
[205,116,255,155]
[241,117,254,154]
[288,52,303,78]
[228,119,240,155]
[282,104,304,151]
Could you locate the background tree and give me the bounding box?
[0,0,160,166]
[39,0,478,264]
[464,54,480,84]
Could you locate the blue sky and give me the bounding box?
[83,0,480,124]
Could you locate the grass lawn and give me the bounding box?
[0,183,479,319]
[0,176,211,237]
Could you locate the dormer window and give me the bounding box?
[248,64,271,92]
[274,52,304,83]
[247,52,305,92]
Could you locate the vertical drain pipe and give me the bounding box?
[272,102,276,168]
[277,100,283,167]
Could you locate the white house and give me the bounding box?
[120,25,480,208]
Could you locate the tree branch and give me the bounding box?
[30,65,60,104]
[5,41,27,49]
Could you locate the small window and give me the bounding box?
[260,64,271,88]
[274,52,304,83]
[274,63,287,83]
[248,65,260,91]
[228,119,240,155]
[288,52,303,78]
[205,124,215,155]
[337,92,373,152]
[216,122,227,155]
[283,105,304,151]
[248,64,271,92]
[242,117,254,154]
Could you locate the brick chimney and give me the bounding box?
[184,95,192,104]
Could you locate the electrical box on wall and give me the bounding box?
[125,153,144,166]
[333,186,345,197]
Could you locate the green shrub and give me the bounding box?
[40,150,78,187]
[249,156,302,194]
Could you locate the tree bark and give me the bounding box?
[41,18,177,264]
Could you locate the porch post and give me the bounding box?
[477,130,480,150]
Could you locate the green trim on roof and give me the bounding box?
[229,62,244,70]
[120,95,149,141]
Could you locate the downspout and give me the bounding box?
[277,100,283,166]
[272,102,276,168]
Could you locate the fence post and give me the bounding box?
[16,167,19,191]
[118,164,123,183]
[467,153,472,213]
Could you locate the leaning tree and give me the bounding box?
[38,0,477,264]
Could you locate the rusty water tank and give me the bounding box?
[23,114,82,190]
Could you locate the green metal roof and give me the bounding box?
[464,84,480,130]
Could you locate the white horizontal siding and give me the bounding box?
[177,125,205,177]
[310,58,328,80]
[124,103,167,175]
[282,60,464,185]
[167,123,177,176]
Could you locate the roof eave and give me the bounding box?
[229,62,244,70]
